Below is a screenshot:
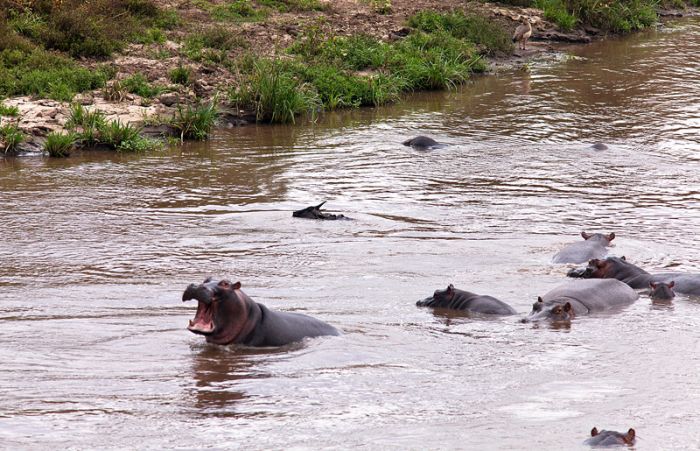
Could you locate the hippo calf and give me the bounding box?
[584,427,636,447]
[293,201,349,220]
[417,284,516,315]
[183,278,339,346]
[525,279,638,322]
[649,281,675,301]
[402,136,446,150]
[570,256,700,295]
[552,231,615,264]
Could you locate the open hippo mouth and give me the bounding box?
[183,283,216,335]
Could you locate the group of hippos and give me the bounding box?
[182,137,697,447]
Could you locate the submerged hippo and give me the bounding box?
[552,232,615,264]
[649,281,675,301]
[293,201,349,220]
[525,279,638,322]
[183,278,339,346]
[570,256,700,295]
[417,284,517,315]
[402,136,446,150]
[591,142,609,151]
[584,427,636,447]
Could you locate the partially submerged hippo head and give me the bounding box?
[420,284,455,306]
[402,135,445,150]
[525,297,575,323]
[293,201,347,220]
[584,427,636,447]
[574,256,628,279]
[650,281,675,301]
[581,231,615,244]
[591,142,609,151]
[183,277,258,345]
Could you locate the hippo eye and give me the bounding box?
[218,280,230,288]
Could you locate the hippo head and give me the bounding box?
[525,298,574,323]
[418,284,455,307]
[182,278,257,345]
[578,256,627,279]
[293,202,326,219]
[650,281,675,301]
[581,231,615,244]
[585,427,636,446]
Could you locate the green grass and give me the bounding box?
[572,0,657,32]
[230,59,321,124]
[169,65,192,86]
[211,0,269,22]
[171,102,219,140]
[407,10,513,56]
[66,104,107,146]
[0,121,24,153]
[44,131,77,157]
[534,0,578,31]
[122,73,164,98]
[258,0,328,12]
[0,102,19,117]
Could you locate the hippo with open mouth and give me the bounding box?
[584,426,636,447]
[183,278,339,346]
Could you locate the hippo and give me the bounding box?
[570,256,700,295]
[183,278,339,346]
[649,281,675,301]
[584,427,636,447]
[402,136,446,150]
[292,201,349,220]
[417,284,517,315]
[552,232,615,264]
[525,279,638,322]
[591,142,609,151]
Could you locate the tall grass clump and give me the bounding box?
[407,11,513,55]
[169,65,192,85]
[230,60,320,124]
[122,73,163,98]
[0,102,19,117]
[171,102,219,140]
[571,0,657,32]
[66,104,107,146]
[0,121,24,153]
[534,0,578,31]
[44,131,77,157]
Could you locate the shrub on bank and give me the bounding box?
[0,121,24,154]
[44,131,77,157]
[171,102,219,141]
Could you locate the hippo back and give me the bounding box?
[541,279,638,312]
[245,304,340,347]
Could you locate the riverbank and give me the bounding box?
[0,0,696,155]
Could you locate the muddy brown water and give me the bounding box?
[2,19,700,450]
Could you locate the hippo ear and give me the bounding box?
[590,427,599,437]
[447,284,454,292]
[537,296,543,303]
[232,281,241,290]
[607,232,615,241]
[621,255,626,261]
[563,302,572,312]
[626,428,635,442]
[650,282,657,289]
[581,231,591,240]
[669,281,675,288]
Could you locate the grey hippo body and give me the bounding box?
[402,136,446,150]
[526,279,638,322]
[293,201,349,220]
[584,427,636,447]
[183,278,339,346]
[552,232,615,264]
[417,284,517,315]
[570,256,700,295]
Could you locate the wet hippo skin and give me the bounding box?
[183,278,339,346]
[525,279,638,322]
[552,231,615,264]
[417,284,517,315]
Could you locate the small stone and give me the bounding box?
[159,93,180,107]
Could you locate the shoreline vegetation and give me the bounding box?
[0,0,696,156]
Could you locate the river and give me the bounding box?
[2,18,700,450]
